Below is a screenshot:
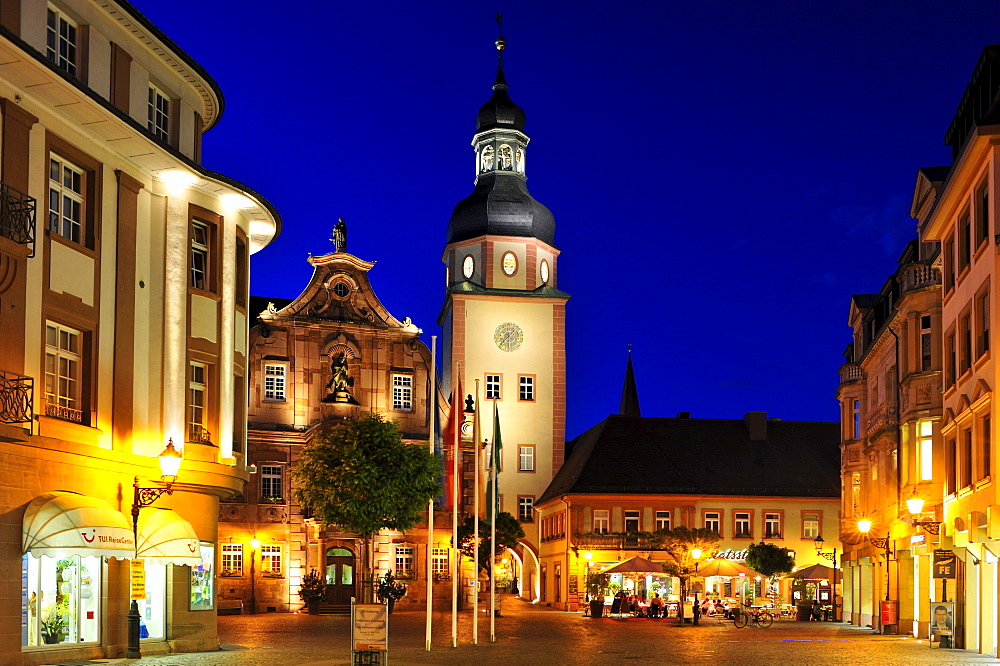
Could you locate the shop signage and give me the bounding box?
[568,575,578,594]
[933,550,956,579]
[352,603,387,651]
[131,559,146,600]
[712,549,749,561]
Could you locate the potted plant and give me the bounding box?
[376,570,407,613]
[297,569,326,615]
[586,572,610,619]
[40,602,69,644]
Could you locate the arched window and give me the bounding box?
[515,148,524,173]
[498,144,513,171]
[481,145,494,172]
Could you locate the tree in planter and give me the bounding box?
[744,541,795,606]
[659,526,721,623]
[376,570,407,612]
[456,512,525,577]
[298,569,327,614]
[292,415,441,602]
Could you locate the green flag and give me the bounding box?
[486,402,502,521]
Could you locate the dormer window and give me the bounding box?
[481,146,495,172]
[498,145,513,171]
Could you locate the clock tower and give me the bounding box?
[440,31,569,527]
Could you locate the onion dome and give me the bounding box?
[476,37,526,132]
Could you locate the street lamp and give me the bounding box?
[127,440,184,659]
[691,549,702,626]
[814,535,838,621]
[249,538,260,615]
[904,496,942,535]
[857,519,893,634]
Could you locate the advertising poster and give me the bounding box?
[353,604,387,651]
[930,601,955,648]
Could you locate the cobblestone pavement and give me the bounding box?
[45,598,1000,665]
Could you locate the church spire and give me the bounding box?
[619,348,641,418]
[494,12,507,90]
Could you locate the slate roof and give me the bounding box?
[537,414,840,506]
[446,173,556,246]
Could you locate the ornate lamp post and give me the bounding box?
[814,535,838,621]
[127,440,183,659]
[905,496,941,535]
[249,538,260,614]
[691,549,702,626]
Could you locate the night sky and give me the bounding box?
[131,0,1000,439]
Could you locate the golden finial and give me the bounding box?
[495,11,505,50]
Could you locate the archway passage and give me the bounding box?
[325,547,355,604]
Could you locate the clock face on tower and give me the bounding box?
[494,322,524,352]
[462,255,474,279]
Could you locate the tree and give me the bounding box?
[745,541,795,605]
[456,512,525,576]
[292,414,441,600]
[659,526,721,623]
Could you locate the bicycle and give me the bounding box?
[732,605,773,629]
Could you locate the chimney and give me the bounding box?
[743,412,768,442]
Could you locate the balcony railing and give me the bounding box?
[901,264,940,292]
[0,181,36,257]
[45,399,83,424]
[866,402,898,437]
[0,369,33,426]
[187,423,213,445]
[573,532,670,550]
[839,363,864,384]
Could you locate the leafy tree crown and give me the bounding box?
[745,541,796,578]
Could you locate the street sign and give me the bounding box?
[933,549,956,579]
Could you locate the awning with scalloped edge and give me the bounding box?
[135,508,201,566]
[22,491,135,559]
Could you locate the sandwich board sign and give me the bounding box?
[351,598,387,664]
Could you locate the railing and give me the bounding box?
[45,399,83,424]
[866,402,898,437]
[187,423,213,445]
[573,532,668,550]
[901,264,940,292]
[839,363,864,384]
[0,181,36,257]
[0,369,33,426]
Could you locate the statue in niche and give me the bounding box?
[322,351,356,404]
[331,218,348,253]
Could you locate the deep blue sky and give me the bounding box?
[133,0,1000,439]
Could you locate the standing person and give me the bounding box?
[649,594,662,619]
[811,599,823,621]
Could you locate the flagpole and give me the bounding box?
[426,336,436,652]
[490,401,497,642]
[451,366,461,648]
[473,379,481,645]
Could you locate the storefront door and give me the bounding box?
[325,548,355,604]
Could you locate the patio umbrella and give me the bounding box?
[785,563,834,580]
[696,559,760,578]
[601,556,664,574]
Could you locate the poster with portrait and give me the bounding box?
[929,601,955,648]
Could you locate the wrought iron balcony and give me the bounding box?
[573,532,670,550]
[0,182,36,257]
[0,369,33,426]
[44,399,84,424]
[187,423,213,445]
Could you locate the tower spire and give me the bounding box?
[494,12,507,89]
[619,346,641,418]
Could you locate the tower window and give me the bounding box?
[498,144,513,171]
[515,148,524,173]
[518,375,534,402]
[485,374,501,400]
[481,146,494,172]
[501,251,517,276]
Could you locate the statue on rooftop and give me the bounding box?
[331,218,348,253]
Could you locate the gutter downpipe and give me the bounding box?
[887,323,902,634]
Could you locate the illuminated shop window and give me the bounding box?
[190,543,214,611]
[22,553,101,647]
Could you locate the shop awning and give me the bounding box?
[22,491,135,559]
[136,508,201,566]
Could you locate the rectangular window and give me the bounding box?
[44,321,83,423]
[852,400,861,439]
[921,315,933,370]
[260,465,283,502]
[961,312,972,374]
[803,513,819,539]
[764,513,781,538]
[432,548,449,576]
[945,330,956,386]
[46,7,77,76]
[518,496,534,522]
[734,512,751,538]
[655,511,671,531]
[395,546,414,579]
[518,375,535,401]
[624,510,640,532]
[188,362,209,443]
[918,420,934,481]
[147,84,170,141]
[959,212,971,269]
[260,545,281,576]
[235,236,248,308]
[518,445,535,471]
[703,512,720,535]
[485,374,501,400]
[978,289,990,358]
[961,428,973,489]
[978,181,990,247]
[392,374,413,411]
[593,509,609,534]
[48,154,83,243]
[944,237,955,291]
[221,544,243,576]
[263,364,287,401]
[190,220,210,290]
[979,414,991,482]
[945,435,957,495]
